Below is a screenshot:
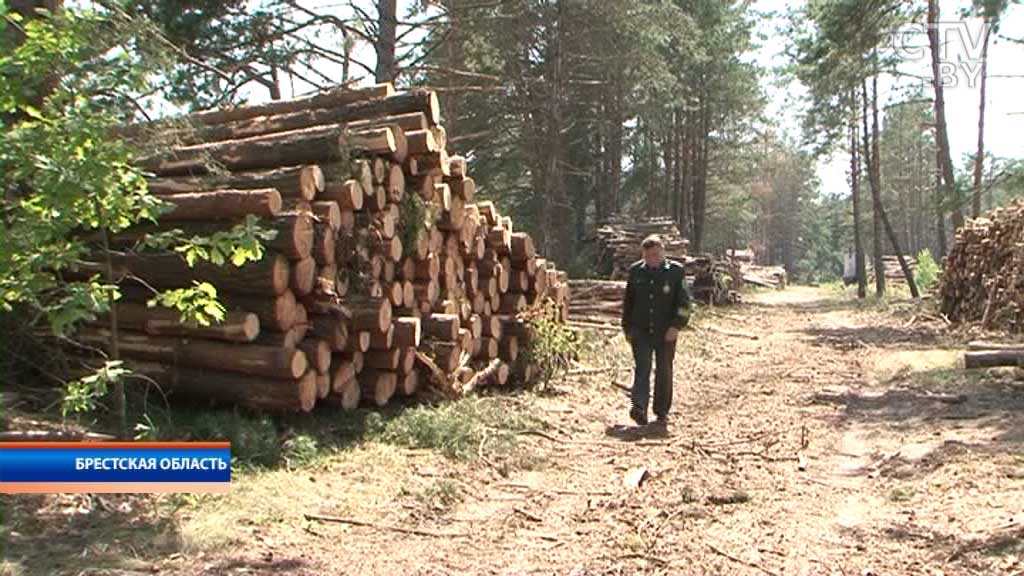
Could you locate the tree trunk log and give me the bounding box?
[359,369,398,406]
[78,328,308,379]
[147,165,323,201]
[160,189,282,221]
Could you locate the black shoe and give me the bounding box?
[630,407,648,426]
[654,415,669,427]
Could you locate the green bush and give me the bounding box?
[523,304,580,385]
[914,249,940,291]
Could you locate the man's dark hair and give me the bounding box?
[641,235,663,249]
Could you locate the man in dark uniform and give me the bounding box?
[621,235,692,427]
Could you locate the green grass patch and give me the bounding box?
[889,487,916,502]
[375,396,544,462]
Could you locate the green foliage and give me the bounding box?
[280,434,320,469]
[914,249,940,291]
[147,282,225,327]
[0,6,274,429]
[136,407,281,468]
[142,215,275,268]
[523,305,579,385]
[62,360,128,417]
[377,397,541,462]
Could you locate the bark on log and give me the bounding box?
[129,83,394,132]
[223,291,296,332]
[78,328,308,379]
[347,111,429,134]
[147,165,323,201]
[113,303,260,343]
[160,189,282,221]
[125,361,317,412]
[254,327,302,349]
[964,350,1024,369]
[107,252,291,296]
[139,124,348,176]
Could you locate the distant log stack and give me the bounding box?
[941,201,1024,332]
[595,217,689,279]
[78,83,569,412]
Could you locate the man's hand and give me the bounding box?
[664,328,679,342]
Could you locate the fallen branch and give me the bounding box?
[567,320,621,332]
[0,430,117,442]
[706,542,781,576]
[567,365,631,376]
[699,325,760,340]
[303,513,468,538]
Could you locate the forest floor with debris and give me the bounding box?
[4,286,1024,575]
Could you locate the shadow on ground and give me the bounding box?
[1,492,183,575]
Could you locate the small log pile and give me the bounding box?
[566,280,626,325]
[940,201,1024,332]
[595,217,689,279]
[686,257,741,305]
[963,340,1024,369]
[876,255,917,284]
[75,83,569,412]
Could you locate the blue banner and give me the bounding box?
[0,443,231,484]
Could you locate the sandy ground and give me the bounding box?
[4,287,1024,575]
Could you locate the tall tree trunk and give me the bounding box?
[850,116,867,299]
[928,0,964,231]
[691,91,710,254]
[861,80,885,297]
[934,146,948,259]
[375,0,397,83]
[609,77,624,214]
[871,75,919,297]
[972,24,992,219]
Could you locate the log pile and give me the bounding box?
[595,217,689,279]
[941,201,1024,332]
[77,83,569,411]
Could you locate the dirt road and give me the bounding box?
[5,287,1024,575]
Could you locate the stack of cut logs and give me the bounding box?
[595,217,689,279]
[76,83,569,412]
[875,255,917,284]
[941,201,1024,332]
[566,280,627,325]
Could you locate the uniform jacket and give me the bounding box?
[621,258,692,336]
